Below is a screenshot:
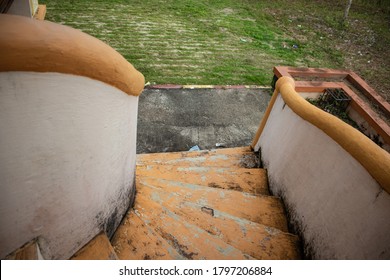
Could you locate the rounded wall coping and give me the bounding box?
[255,76,390,192]
[0,14,144,96]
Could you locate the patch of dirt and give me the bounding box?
[221,8,234,15]
[317,18,390,103]
[159,230,198,260]
[266,3,390,103]
[239,154,260,168]
[338,27,390,103]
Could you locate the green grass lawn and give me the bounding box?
[40,0,389,99]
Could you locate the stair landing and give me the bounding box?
[111,147,301,260]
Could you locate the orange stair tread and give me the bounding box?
[134,195,255,260]
[111,210,184,260]
[137,177,289,232]
[136,165,269,195]
[138,194,300,259]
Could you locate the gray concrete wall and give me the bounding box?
[257,94,390,259]
[137,88,271,153]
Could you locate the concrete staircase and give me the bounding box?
[72,147,301,260]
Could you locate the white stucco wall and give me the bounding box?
[0,72,139,259]
[256,94,390,259]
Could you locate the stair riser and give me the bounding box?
[137,152,260,168]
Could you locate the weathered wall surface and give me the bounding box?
[137,87,271,153]
[256,94,390,259]
[0,72,139,259]
[7,0,32,17]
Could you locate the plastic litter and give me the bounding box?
[189,145,200,151]
[215,143,226,148]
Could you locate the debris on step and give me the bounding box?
[216,143,226,148]
[136,146,259,168]
[201,206,214,216]
[189,145,201,151]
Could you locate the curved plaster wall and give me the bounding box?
[0,72,139,259]
[255,92,390,259]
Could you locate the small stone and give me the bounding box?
[201,206,214,217]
